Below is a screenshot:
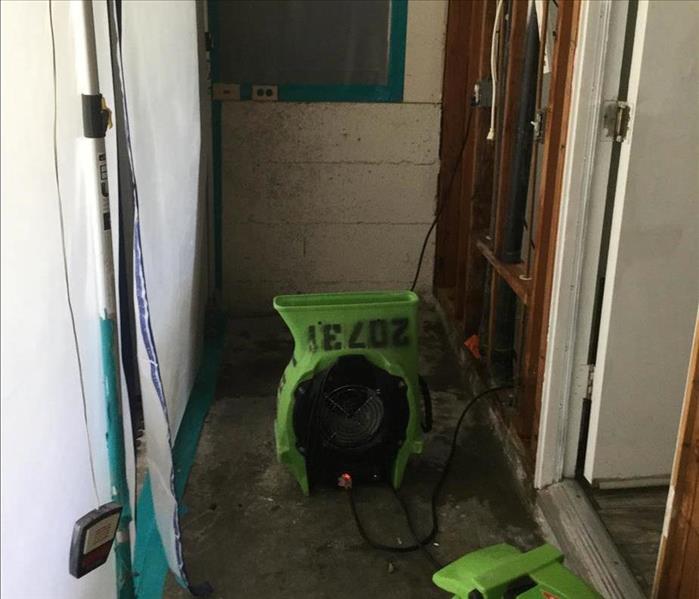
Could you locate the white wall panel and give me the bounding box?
[1,2,116,597]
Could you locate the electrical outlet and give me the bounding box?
[252,85,278,102]
[473,79,493,108]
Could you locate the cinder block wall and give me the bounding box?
[221,0,448,314]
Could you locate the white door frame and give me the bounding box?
[534,0,631,488]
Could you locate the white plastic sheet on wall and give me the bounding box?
[121,0,205,434]
[118,0,206,586]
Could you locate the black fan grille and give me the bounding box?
[293,355,409,487]
[319,385,385,450]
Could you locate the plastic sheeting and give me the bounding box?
[120,0,206,433]
[116,0,207,587]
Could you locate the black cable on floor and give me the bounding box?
[347,385,512,571]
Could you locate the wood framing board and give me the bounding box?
[485,0,529,366]
[475,235,530,305]
[434,0,473,293]
[519,0,581,447]
[537,480,645,599]
[653,310,699,598]
[454,0,486,326]
[459,0,496,336]
[491,0,528,258]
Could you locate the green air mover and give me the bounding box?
[432,543,603,599]
[273,291,427,494]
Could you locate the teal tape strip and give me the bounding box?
[101,317,136,599]
[387,0,408,102]
[133,312,226,599]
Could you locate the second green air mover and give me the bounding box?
[273,291,427,494]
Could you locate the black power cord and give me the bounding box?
[410,99,476,292]
[347,385,512,571]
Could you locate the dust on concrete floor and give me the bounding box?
[164,302,544,598]
[591,486,667,596]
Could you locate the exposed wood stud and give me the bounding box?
[520,0,582,446]
[434,0,582,460]
[454,0,487,326]
[476,235,530,305]
[486,0,529,366]
[434,0,473,294]
[460,0,497,337]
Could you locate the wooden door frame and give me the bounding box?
[534,0,624,488]
[653,308,699,597]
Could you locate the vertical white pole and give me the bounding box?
[73,1,134,596]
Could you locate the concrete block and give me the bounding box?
[222,222,435,314]
[221,102,442,164]
[302,223,434,285]
[222,159,438,224]
[222,222,305,283]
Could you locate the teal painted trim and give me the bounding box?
[101,317,136,599]
[211,0,407,103]
[133,312,226,599]
[387,0,408,102]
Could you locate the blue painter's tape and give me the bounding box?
[101,317,136,599]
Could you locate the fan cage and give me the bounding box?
[293,355,410,487]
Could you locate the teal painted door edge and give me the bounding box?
[133,311,226,598]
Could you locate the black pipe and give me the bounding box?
[490,5,540,382]
[502,7,539,264]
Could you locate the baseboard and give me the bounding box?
[594,475,670,490]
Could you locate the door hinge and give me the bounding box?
[531,108,547,143]
[603,100,631,142]
[584,364,595,401]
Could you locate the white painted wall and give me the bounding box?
[584,0,699,485]
[221,0,448,314]
[1,2,119,597]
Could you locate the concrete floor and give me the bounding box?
[164,302,543,598]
